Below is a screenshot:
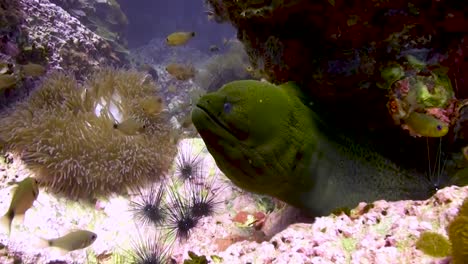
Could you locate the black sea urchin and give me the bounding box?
[127,230,172,264]
[175,143,203,182]
[165,184,199,241]
[130,183,167,228]
[187,175,222,218]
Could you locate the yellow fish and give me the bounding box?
[166,31,195,46]
[404,112,449,137]
[167,84,177,93]
[165,63,196,81]
[20,63,46,77]
[0,177,39,236]
[0,74,16,91]
[141,96,163,115]
[37,229,97,256]
[113,118,146,135]
[209,45,220,52]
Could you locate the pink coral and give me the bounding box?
[426,108,450,123]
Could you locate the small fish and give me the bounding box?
[113,118,146,135]
[141,96,163,115]
[404,112,449,137]
[165,63,196,81]
[36,229,97,256]
[0,74,17,91]
[244,65,254,73]
[166,31,195,46]
[209,45,220,52]
[20,63,46,77]
[0,177,39,236]
[70,9,86,17]
[205,10,224,23]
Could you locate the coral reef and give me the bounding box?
[205,0,468,174]
[381,54,456,138]
[0,68,178,200]
[12,0,123,79]
[0,0,46,103]
[49,0,129,60]
[0,0,130,110]
[416,196,468,263]
[0,138,466,263]
[170,185,468,263]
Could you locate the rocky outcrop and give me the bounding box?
[49,0,129,60]
[19,0,124,77]
[205,0,468,176]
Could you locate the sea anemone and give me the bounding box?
[0,68,178,200]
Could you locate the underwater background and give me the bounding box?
[0,0,467,263]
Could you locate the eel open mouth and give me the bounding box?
[194,104,236,138]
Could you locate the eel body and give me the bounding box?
[192,80,434,216]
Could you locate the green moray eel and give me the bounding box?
[191,80,435,216]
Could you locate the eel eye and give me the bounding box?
[436,125,442,131]
[223,102,232,113]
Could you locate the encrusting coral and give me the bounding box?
[416,196,468,264]
[0,68,178,200]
